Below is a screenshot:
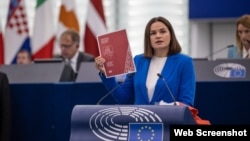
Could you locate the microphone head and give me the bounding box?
[157,73,162,78]
[227,44,234,48]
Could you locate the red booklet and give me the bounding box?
[97,29,136,78]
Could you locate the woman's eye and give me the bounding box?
[150,32,156,35]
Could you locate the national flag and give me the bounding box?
[0,21,4,65]
[32,0,55,59]
[83,0,107,57]
[4,0,31,64]
[128,123,163,141]
[54,0,80,55]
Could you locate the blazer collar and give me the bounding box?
[161,54,178,79]
[152,54,178,102]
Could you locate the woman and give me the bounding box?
[228,14,250,58]
[95,16,196,106]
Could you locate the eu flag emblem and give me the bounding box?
[128,123,163,141]
[230,69,245,78]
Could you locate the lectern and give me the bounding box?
[70,105,196,141]
[193,59,250,82]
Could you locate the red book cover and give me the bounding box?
[97,29,136,78]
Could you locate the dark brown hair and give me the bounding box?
[60,29,80,45]
[17,49,32,60]
[143,16,182,58]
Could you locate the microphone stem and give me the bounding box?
[162,78,177,106]
[207,48,225,59]
[207,45,234,60]
[97,84,120,105]
[157,73,177,105]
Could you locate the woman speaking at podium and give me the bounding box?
[95,16,196,106]
[228,14,250,58]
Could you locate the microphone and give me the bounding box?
[157,73,177,106]
[96,84,120,105]
[96,72,135,105]
[206,44,234,59]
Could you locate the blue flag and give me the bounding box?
[230,69,245,78]
[128,123,163,141]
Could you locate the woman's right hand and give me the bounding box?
[95,56,106,74]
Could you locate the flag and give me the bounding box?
[83,0,107,57]
[32,0,55,59]
[54,0,80,55]
[128,123,163,141]
[230,69,246,78]
[4,0,31,64]
[0,21,4,65]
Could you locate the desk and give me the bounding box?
[9,81,250,141]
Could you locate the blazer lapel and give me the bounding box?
[161,55,177,80]
[153,55,177,101]
[76,52,83,72]
[137,58,151,103]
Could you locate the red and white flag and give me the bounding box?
[32,0,55,59]
[0,21,4,65]
[83,0,107,57]
[54,0,80,55]
[4,0,31,64]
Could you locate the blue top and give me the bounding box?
[227,45,242,59]
[99,53,196,106]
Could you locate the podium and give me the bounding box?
[193,59,250,82]
[193,59,250,124]
[70,105,196,141]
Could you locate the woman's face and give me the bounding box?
[149,21,171,51]
[237,23,250,47]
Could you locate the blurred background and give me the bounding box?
[0,0,249,64]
